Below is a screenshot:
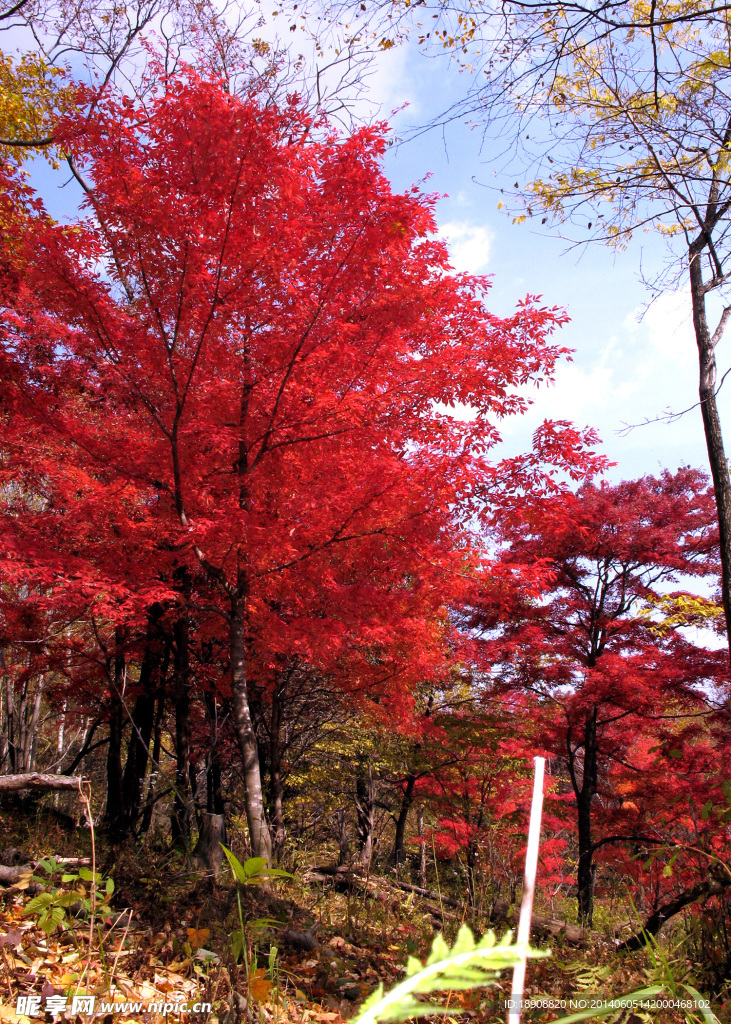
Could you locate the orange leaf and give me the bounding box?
[249,968,271,1004]
[186,927,210,949]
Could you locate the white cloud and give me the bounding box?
[438,220,491,273]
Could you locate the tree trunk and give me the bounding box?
[230,595,272,863]
[204,693,225,816]
[104,635,126,837]
[171,609,192,847]
[393,772,416,866]
[417,805,427,889]
[333,808,349,866]
[619,873,731,951]
[689,239,731,669]
[0,773,81,793]
[269,682,286,855]
[573,709,598,927]
[193,812,225,876]
[355,761,376,868]
[141,677,166,835]
[121,607,163,834]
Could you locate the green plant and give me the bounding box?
[352,925,669,1024]
[23,857,114,936]
[221,846,292,969]
[353,925,547,1024]
[642,931,720,1024]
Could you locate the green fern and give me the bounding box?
[353,927,674,1024]
[352,925,547,1024]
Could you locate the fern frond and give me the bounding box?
[352,925,548,1024]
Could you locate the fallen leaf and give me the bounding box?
[0,930,22,949]
[186,928,210,949]
[249,968,271,1004]
[0,1006,31,1024]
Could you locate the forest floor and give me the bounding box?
[0,810,715,1024]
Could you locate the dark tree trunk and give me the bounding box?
[689,238,731,670]
[171,608,192,847]
[570,708,598,927]
[269,682,286,855]
[120,611,164,835]
[355,761,376,868]
[204,693,225,816]
[230,593,272,862]
[417,805,427,889]
[141,676,166,835]
[619,873,731,951]
[193,812,225,876]
[393,772,416,866]
[104,635,125,837]
[334,808,349,866]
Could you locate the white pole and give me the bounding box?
[508,756,545,1024]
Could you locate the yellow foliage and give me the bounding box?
[0,52,75,168]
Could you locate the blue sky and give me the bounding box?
[366,41,729,485]
[17,18,729,489]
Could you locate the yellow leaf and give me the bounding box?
[249,968,271,1004]
[0,1008,31,1024]
[186,927,210,949]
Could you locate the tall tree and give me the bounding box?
[472,469,725,924]
[0,70,601,857]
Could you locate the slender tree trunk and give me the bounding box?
[204,694,225,816]
[141,675,166,836]
[689,240,731,669]
[334,808,350,866]
[171,609,192,847]
[121,607,163,834]
[393,771,416,866]
[575,709,598,927]
[230,594,272,863]
[417,805,427,889]
[20,675,44,773]
[104,634,126,836]
[355,761,376,867]
[269,683,286,856]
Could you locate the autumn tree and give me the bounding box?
[471,468,726,924]
[0,67,604,857]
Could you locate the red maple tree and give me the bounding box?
[470,469,727,924]
[0,68,604,857]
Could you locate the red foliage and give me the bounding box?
[469,469,728,922]
[0,68,603,852]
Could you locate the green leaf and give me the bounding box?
[352,926,545,1024]
[55,891,83,907]
[61,873,78,882]
[220,844,248,883]
[450,925,475,956]
[106,878,114,895]
[668,749,683,759]
[230,929,244,963]
[39,905,66,934]
[243,856,268,878]
[554,987,667,1023]
[78,866,101,882]
[425,934,449,966]
[24,892,54,914]
[681,984,720,1024]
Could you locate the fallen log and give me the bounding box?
[490,900,586,945]
[306,866,463,909]
[618,873,730,952]
[0,773,82,794]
